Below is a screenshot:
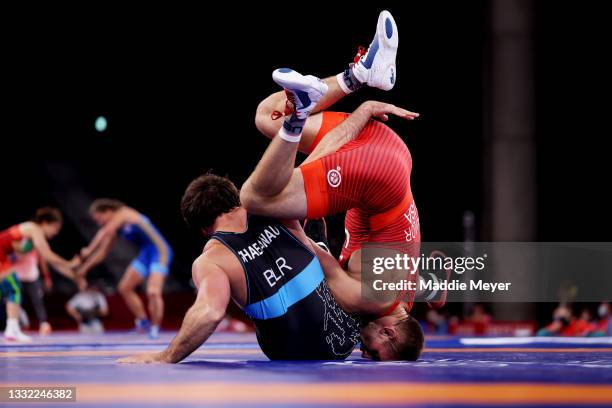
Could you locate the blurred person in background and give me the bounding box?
[66,285,108,334]
[76,199,172,339]
[424,309,448,335]
[537,303,597,336]
[13,250,53,336]
[467,304,492,325]
[0,207,80,341]
[589,302,611,336]
[574,307,596,336]
[537,304,573,336]
[466,303,491,335]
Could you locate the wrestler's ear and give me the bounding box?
[381,326,398,341]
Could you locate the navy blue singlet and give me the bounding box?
[211,215,359,360]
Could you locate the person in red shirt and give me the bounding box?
[1,208,79,341]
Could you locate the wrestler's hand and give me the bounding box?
[117,352,169,364]
[74,265,86,278]
[80,247,91,259]
[68,255,82,269]
[362,100,419,122]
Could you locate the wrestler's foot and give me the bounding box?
[4,328,32,342]
[148,325,160,339]
[131,318,150,334]
[272,68,328,120]
[39,322,52,336]
[353,10,399,91]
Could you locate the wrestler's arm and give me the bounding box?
[78,209,139,276]
[280,219,387,315]
[309,241,389,315]
[75,235,116,278]
[65,302,82,323]
[80,228,106,259]
[117,254,230,364]
[21,223,78,279]
[81,208,136,257]
[281,220,382,314]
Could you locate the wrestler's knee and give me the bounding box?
[117,279,133,296]
[255,98,280,139]
[146,286,162,300]
[146,272,165,298]
[239,182,259,212]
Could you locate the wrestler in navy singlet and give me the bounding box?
[211,215,359,360]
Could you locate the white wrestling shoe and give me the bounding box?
[272,68,328,120]
[353,10,399,91]
[148,325,160,339]
[4,328,32,342]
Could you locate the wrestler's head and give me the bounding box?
[359,312,424,361]
[33,207,63,239]
[89,198,126,226]
[181,173,241,237]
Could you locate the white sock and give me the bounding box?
[336,72,352,94]
[279,127,303,143]
[279,113,306,143]
[337,64,365,94]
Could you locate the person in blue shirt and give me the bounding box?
[77,199,172,338]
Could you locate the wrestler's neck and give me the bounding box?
[213,206,248,233]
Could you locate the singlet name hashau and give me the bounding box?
[237,226,281,263]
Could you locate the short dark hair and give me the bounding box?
[33,207,63,225]
[390,314,424,361]
[181,174,241,232]
[89,198,126,214]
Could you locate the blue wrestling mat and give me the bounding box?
[1,332,611,407]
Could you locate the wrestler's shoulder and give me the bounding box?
[203,239,241,266]
[192,243,231,277]
[201,239,228,259]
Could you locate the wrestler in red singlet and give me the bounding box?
[300,111,421,310]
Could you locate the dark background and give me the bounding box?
[2,2,610,298]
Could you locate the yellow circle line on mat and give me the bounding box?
[1,382,611,404]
